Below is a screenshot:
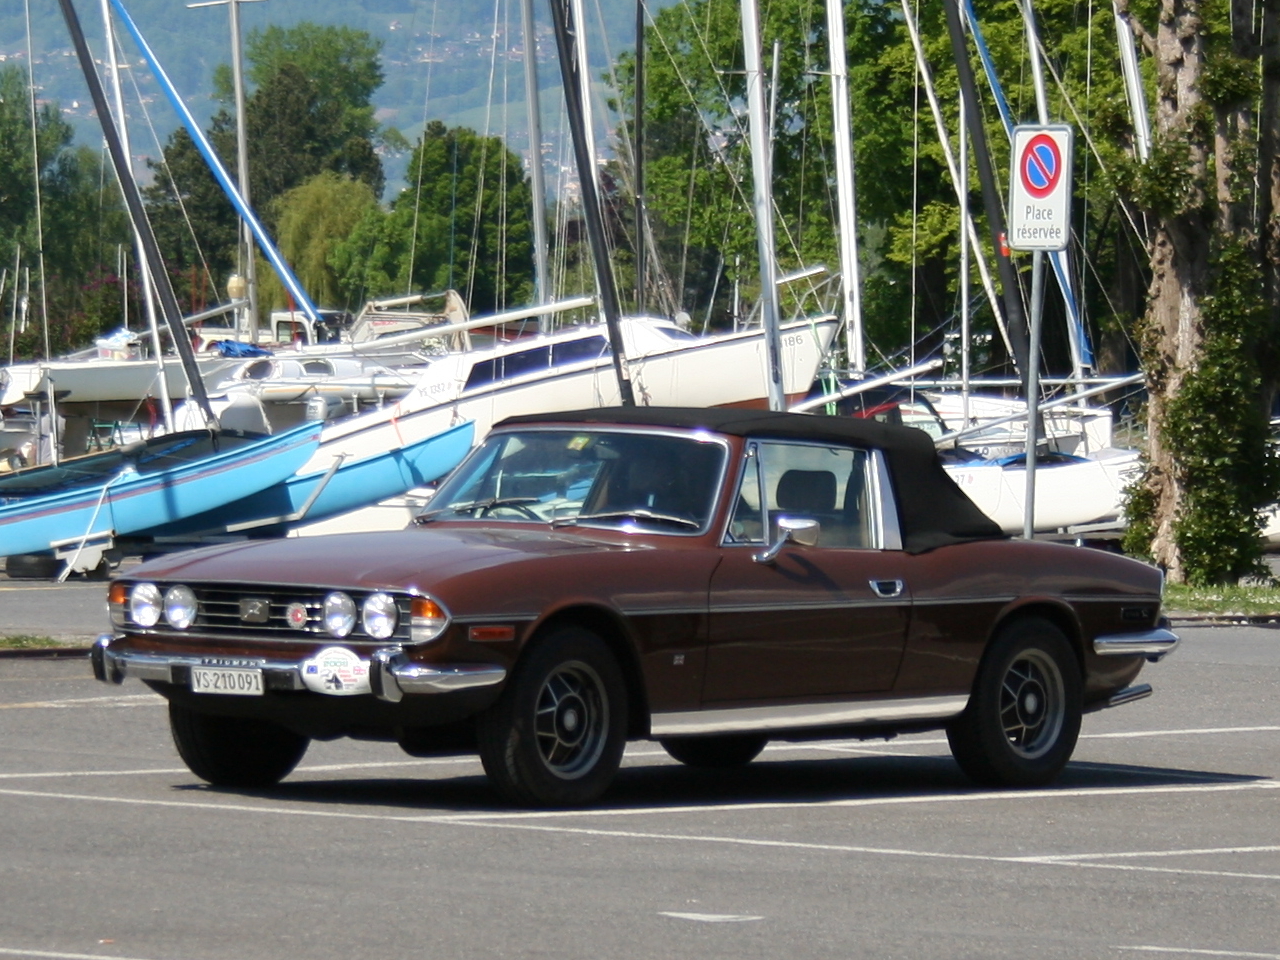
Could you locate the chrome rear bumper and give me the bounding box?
[92,635,506,703]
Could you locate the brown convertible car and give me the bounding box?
[93,407,1178,806]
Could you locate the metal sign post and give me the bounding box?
[1007,124,1073,540]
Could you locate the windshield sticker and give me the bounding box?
[567,435,591,451]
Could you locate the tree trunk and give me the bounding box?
[1259,1,1280,413]
[1143,0,1212,582]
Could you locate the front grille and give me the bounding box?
[138,582,414,643]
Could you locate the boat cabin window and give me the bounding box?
[301,360,335,376]
[243,360,275,380]
[551,336,609,365]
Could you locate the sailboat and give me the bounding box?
[0,419,321,565]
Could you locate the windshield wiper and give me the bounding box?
[416,496,542,523]
[555,508,701,530]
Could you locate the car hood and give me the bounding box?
[126,525,641,592]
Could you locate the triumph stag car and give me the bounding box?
[93,407,1178,806]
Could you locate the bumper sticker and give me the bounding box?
[301,646,371,696]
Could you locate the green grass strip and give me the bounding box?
[1164,583,1280,616]
[0,634,65,650]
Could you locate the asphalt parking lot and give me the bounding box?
[0,623,1276,960]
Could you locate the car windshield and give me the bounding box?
[420,429,727,533]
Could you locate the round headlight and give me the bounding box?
[361,593,399,639]
[129,582,162,628]
[323,591,357,637]
[163,585,197,630]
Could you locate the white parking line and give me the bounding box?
[0,695,161,711]
[659,912,762,923]
[1116,947,1280,959]
[773,726,1280,754]
[1,778,1277,885]
[439,820,1280,883]
[1017,844,1280,863]
[0,948,160,960]
[0,768,189,781]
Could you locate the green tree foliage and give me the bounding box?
[617,0,1145,371]
[0,66,132,359]
[239,23,383,144]
[263,172,379,310]
[331,121,534,314]
[147,23,388,310]
[1119,0,1280,584]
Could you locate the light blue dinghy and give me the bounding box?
[147,420,475,537]
[0,421,322,558]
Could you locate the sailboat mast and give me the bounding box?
[741,0,786,412]
[942,0,1030,386]
[59,0,218,427]
[825,0,864,376]
[188,0,262,341]
[102,0,173,432]
[520,0,551,329]
[547,0,635,405]
[633,0,646,315]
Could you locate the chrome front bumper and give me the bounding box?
[1093,623,1180,662]
[91,635,506,703]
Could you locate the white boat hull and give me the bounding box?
[945,448,1140,534]
[296,316,839,477]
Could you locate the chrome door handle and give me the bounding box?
[869,579,904,599]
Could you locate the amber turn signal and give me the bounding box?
[410,596,449,643]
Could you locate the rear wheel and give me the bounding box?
[169,703,309,788]
[660,735,767,769]
[5,553,62,580]
[947,617,1082,787]
[477,626,628,806]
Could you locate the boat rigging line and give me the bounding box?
[57,0,218,428]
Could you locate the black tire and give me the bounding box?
[5,553,62,580]
[660,735,768,768]
[169,703,309,788]
[947,617,1082,787]
[477,626,628,806]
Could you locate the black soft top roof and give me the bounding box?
[497,406,1004,554]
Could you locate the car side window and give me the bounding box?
[750,441,875,549]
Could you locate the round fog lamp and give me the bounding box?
[323,591,357,638]
[163,585,197,630]
[129,582,162,628]
[361,593,398,639]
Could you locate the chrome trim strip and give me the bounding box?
[1093,627,1180,661]
[872,449,902,551]
[708,599,908,614]
[911,595,1017,607]
[451,613,540,625]
[650,693,969,736]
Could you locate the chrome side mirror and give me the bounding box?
[754,516,820,564]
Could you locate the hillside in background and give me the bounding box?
[2,0,656,197]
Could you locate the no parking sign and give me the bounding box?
[1007,125,1073,252]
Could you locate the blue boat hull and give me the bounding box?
[0,422,322,557]
[151,420,475,536]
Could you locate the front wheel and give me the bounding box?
[946,617,1082,787]
[477,626,628,806]
[169,703,309,788]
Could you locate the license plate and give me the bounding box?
[191,666,263,696]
